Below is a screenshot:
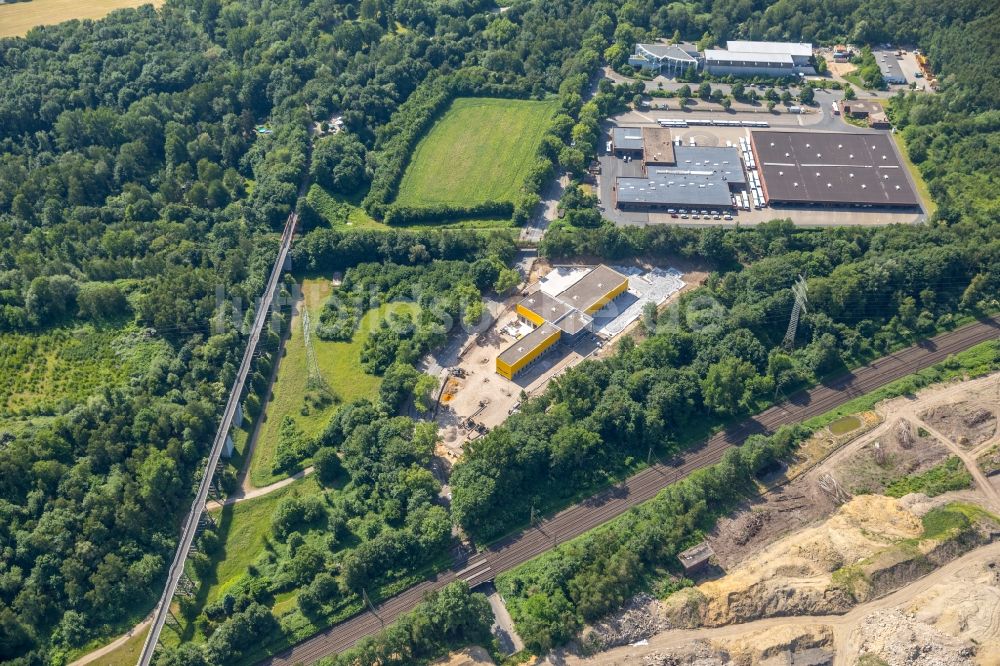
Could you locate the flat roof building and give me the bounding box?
[751,130,920,208]
[642,127,675,166]
[868,111,891,130]
[842,101,879,118]
[611,127,644,155]
[672,145,746,186]
[874,50,906,84]
[516,292,574,327]
[496,323,561,381]
[678,541,715,574]
[616,174,735,211]
[726,40,812,61]
[556,265,629,315]
[615,145,745,211]
[498,266,630,379]
[705,40,814,77]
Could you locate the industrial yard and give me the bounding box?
[432,264,692,460]
[600,117,927,227]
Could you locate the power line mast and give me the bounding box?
[782,275,808,350]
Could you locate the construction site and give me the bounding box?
[432,264,692,460]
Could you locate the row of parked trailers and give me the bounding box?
[657,118,770,128]
[737,136,765,210]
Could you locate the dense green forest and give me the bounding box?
[453,220,1000,541]
[0,0,997,662]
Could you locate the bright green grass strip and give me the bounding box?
[804,339,1000,431]
[248,287,418,488]
[393,97,559,208]
[885,456,972,498]
[74,624,149,666]
[203,476,324,605]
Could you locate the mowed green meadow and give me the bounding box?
[393,97,559,208]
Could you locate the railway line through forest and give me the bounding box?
[261,314,1000,665]
[137,207,300,666]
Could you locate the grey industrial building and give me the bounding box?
[614,141,745,211]
[704,40,815,77]
[611,127,644,157]
[616,174,735,210]
[873,50,907,84]
[750,130,920,208]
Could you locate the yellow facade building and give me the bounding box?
[496,265,629,380]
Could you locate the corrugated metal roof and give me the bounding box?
[616,174,734,207]
[705,49,794,65]
[726,40,812,57]
[672,146,746,185]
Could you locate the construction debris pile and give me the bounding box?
[580,594,668,652]
[854,609,977,666]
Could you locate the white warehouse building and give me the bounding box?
[705,40,814,77]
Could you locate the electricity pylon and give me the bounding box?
[782,275,808,350]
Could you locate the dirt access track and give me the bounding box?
[558,371,1000,666]
[260,317,1000,666]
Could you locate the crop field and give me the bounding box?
[0,325,170,428]
[0,0,164,38]
[393,97,558,208]
[247,278,418,487]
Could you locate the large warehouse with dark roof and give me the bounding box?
[750,131,920,208]
[614,144,745,211]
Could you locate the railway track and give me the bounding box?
[137,210,299,666]
[260,314,1000,666]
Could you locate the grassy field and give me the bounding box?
[247,280,417,487]
[891,130,937,216]
[0,0,164,38]
[0,324,169,428]
[307,183,515,230]
[202,476,324,605]
[393,97,559,208]
[79,624,149,666]
[306,184,388,230]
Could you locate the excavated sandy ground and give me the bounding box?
[431,646,496,666]
[675,495,923,628]
[552,372,1000,666]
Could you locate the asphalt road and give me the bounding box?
[260,314,1000,666]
